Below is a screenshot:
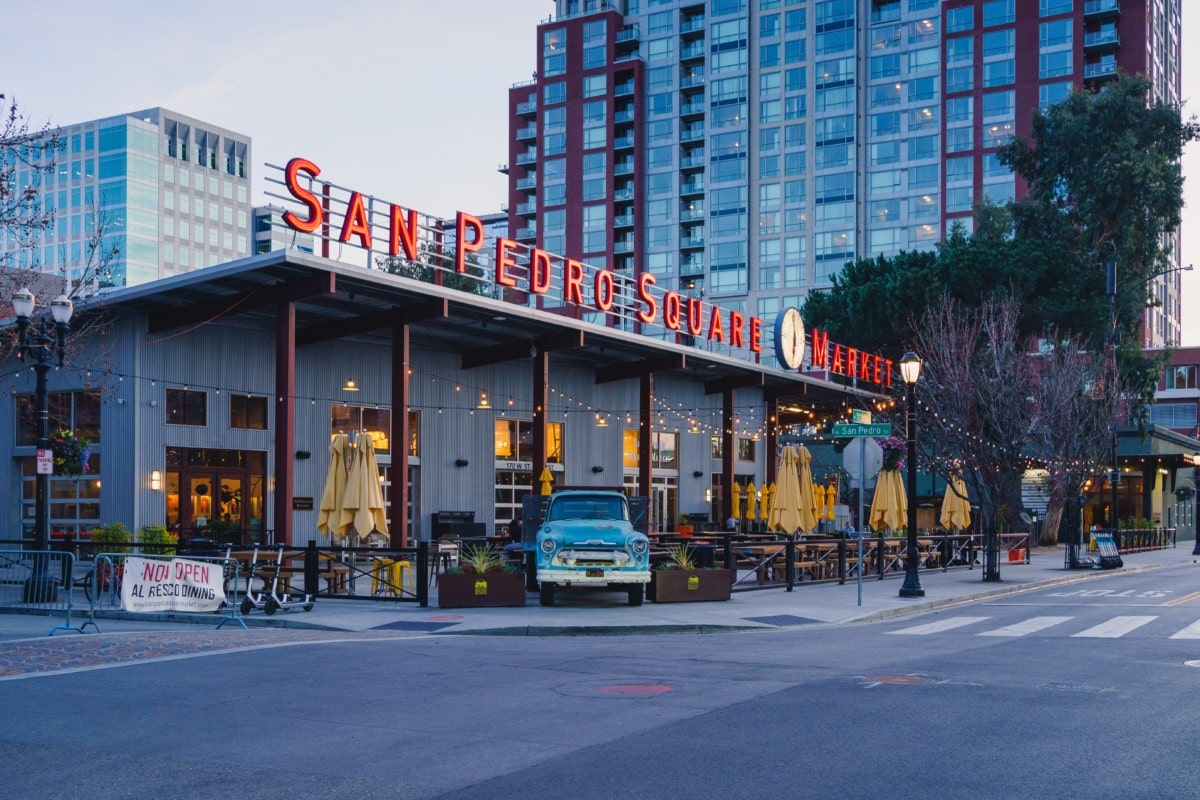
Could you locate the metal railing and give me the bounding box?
[0,549,83,635]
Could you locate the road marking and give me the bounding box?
[887,617,989,635]
[977,616,1073,637]
[1162,591,1200,607]
[1169,620,1200,639]
[1071,616,1156,638]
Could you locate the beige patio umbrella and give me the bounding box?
[869,468,908,532]
[339,434,387,542]
[316,433,350,540]
[940,474,972,530]
[760,482,773,521]
[795,444,820,535]
[745,481,758,522]
[767,445,804,535]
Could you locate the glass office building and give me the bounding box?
[3,107,253,291]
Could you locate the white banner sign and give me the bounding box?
[121,557,226,613]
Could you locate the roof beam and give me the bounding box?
[296,299,449,346]
[703,372,765,395]
[146,272,336,334]
[461,330,586,369]
[595,354,686,384]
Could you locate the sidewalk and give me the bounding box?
[10,545,1190,640]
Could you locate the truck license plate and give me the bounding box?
[586,568,604,578]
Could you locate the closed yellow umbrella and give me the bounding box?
[760,482,773,521]
[940,474,972,530]
[317,433,349,540]
[795,445,820,535]
[869,469,907,532]
[825,484,837,520]
[539,467,554,496]
[745,482,758,521]
[814,482,827,520]
[731,482,743,520]
[767,446,804,535]
[340,434,387,542]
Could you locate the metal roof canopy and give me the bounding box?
[94,249,882,415]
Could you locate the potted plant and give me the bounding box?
[437,542,527,608]
[648,543,732,603]
[139,524,179,556]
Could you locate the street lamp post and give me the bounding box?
[898,352,924,598]
[12,287,74,602]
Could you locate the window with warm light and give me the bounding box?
[494,420,563,463]
[330,404,392,455]
[623,429,640,469]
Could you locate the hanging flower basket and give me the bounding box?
[878,435,907,472]
[51,428,91,477]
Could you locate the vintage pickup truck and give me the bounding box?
[534,489,651,606]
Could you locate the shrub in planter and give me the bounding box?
[139,525,179,556]
[438,543,526,608]
[91,523,133,554]
[648,543,732,603]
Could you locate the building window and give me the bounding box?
[1165,365,1198,390]
[652,431,677,470]
[494,420,563,464]
[331,404,394,455]
[737,437,756,461]
[230,395,268,430]
[16,390,101,445]
[1149,403,1197,430]
[166,389,207,426]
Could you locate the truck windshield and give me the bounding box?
[546,497,628,522]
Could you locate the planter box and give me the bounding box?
[437,571,527,608]
[648,568,732,603]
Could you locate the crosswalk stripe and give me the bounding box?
[1169,620,1200,639]
[977,616,1073,637]
[1071,616,1157,638]
[887,617,989,635]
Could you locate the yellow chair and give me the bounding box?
[371,557,414,597]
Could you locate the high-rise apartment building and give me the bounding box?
[506,0,1183,353]
[3,107,252,291]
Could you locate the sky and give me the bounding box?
[2,0,1198,343]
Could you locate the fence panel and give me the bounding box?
[0,549,83,635]
[84,552,247,632]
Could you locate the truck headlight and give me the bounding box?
[540,538,557,554]
[630,538,648,555]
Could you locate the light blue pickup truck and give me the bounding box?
[535,490,651,606]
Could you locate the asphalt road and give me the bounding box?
[3,564,1199,799]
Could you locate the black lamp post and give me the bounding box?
[898,351,924,598]
[1191,453,1200,557]
[12,287,73,602]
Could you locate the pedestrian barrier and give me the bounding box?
[0,549,85,635]
[84,551,247,632]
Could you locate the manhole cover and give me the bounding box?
[743,614,821,627]
[596,683,675,696]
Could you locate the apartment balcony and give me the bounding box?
[614,187,636,202]
[515,125,537,141]
[680,99,706,118]
[680,233,706,249]
[680,17,706,35]
[681,73,705,89]
[516,175,538,191]
[614,159,635,175]
[614,212,635,229]
[516,99,538,116]
[614,106,635,124]
[614,134,636,150]
[1083,0,1120,19]
[616,24,640,45]
[1084,59,1119,81]
[613,239,635,254]
[680,256,704,276]
[680,205,705,222]
[1084,27,1121,52]
[515,200,537,216]
[681,125,705,143]
[680,41,705,61]
[615,80,635,96]
[680,179,705,197]
[515,226,537,240]
[680,153,706,172]
[516,149,538,165]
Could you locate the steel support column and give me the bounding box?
[274,299,296,545]
[391,323,411,548]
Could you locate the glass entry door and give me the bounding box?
[166,448,265,544]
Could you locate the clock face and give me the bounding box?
[774,307,805,370]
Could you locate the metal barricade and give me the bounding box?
[0,549,84,636]
[84,551,247,632]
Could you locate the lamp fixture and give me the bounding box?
[455,458,469,468]
[591,465,605,474]
[342,379,359,392]
[477,392,491,409]
[595,414,608,428]
[150,470,162,491]
[692,470,704,478]
[899,352,922,385]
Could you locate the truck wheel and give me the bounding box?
[539,582,556,607]
[627,584,644,606]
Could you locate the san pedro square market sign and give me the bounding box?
[274,158,891,388]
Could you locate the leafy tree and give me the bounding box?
[376,240,491,297]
